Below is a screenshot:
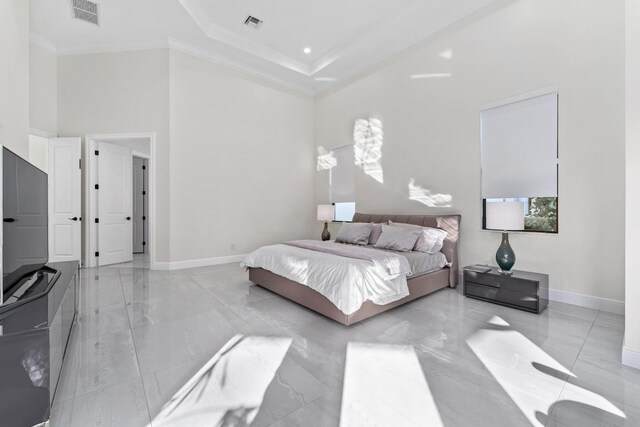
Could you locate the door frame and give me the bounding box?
[84,132,157,269]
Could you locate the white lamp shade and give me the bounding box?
[486,201,525,231]
[317,204,335,222]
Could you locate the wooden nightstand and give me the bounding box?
[463,267,549,314]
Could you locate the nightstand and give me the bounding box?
[463,267,549,314]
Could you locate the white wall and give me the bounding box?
[624,0,640,369]
[315,0,625,301]
[57,50,171,262]
[0,0,30,158]
[30,42,57,135]
[169,50,316,263]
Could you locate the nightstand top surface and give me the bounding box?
[464,266,548,281]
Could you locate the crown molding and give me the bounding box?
[30,32,58,55]
[56,39,170,55]
[167,38,313,96]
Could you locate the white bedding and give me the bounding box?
[241,244,448,315]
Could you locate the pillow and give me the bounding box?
[368,223,384,245]
[335,222,374,245]
[374,225,422,252]
[389,221,448,254]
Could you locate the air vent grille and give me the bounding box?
[244,15,263,30]
[71,0,99,26]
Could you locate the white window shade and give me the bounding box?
[481,93,558,198]
[330,145,355,203]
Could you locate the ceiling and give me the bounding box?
[30,0,497,95]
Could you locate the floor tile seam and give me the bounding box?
[116,266,154,424]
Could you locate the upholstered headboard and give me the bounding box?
[352,213,461,287]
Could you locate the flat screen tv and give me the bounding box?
[2,147,49,299]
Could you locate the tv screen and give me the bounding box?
[2,147,48,295]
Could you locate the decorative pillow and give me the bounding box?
[368,223,384,245]
[389,221,448,254]
[374,225,422,252]
[335,222,374,245]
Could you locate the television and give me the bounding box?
[1,147,49,301]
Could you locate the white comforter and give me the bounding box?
[242,244,412,315]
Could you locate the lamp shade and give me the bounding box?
[486,201,525,231]
[317,204,335,222]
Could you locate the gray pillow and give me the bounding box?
[374,225,422,252]
[389,221,448,254]
[335,222,374,245]
[368,223,384,245]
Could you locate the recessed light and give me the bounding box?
[314,77,336,82]
[303,47,311,54]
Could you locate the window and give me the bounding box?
[481,93,558,233]
[330,145,355,222]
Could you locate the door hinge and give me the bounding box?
[95,184,99,190]
[142,241,146,246]
[95,251,99,257]
[142,191,146,195]
[95,218,99,223]
[142,216,146,220]
[142,165,146,170]
[79,159,82,169]
[95,150,99,156]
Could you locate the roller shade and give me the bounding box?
[330,145,355,203]
[481,93,558,198]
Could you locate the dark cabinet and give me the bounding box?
[463,267,548,313]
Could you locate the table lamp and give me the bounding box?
[486,201,525,275]
[317,204,334,241]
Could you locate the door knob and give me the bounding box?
[69,217,79,221]
[3,218,15,223]
[126,217,131,220]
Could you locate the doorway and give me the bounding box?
[132,156,148,254]
[84,133,156,268]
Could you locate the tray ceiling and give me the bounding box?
[30,0,498,94]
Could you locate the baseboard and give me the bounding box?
[548,289,624,314]
[152,255,247,271]
[622,346,640,370]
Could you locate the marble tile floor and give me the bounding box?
[49,261,640,427]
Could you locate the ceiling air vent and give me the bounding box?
[71,0,99,26]
[244,15,263,30]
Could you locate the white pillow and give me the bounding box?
[374,225,422,252]
[388,221,448,254]
[335,222,373,245]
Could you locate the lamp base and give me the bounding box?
[498,269,514,276]
[321,222,331,241]
[495,232,516,274]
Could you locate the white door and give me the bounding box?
[132,157,145,253]
[97,142,133,266]
[48,138,82,262]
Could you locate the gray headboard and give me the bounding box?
[352,213,461,287]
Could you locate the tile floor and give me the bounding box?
[50,257,640,426]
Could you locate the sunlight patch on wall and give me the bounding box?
[354,118,384,183]
[467,316,625,426]
[408,179,452,207]
[341,342,443,426]
[317,147,337,171]
[150,335,292,426]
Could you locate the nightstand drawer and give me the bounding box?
[464,270,538,293]
[464,282,538,311]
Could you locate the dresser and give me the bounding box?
[463,267,548,313]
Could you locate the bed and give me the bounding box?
[245,213,461,325]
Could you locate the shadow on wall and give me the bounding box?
[408,179,453,207]
[354,118,384,184]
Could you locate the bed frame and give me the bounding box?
[248,213,461,326]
